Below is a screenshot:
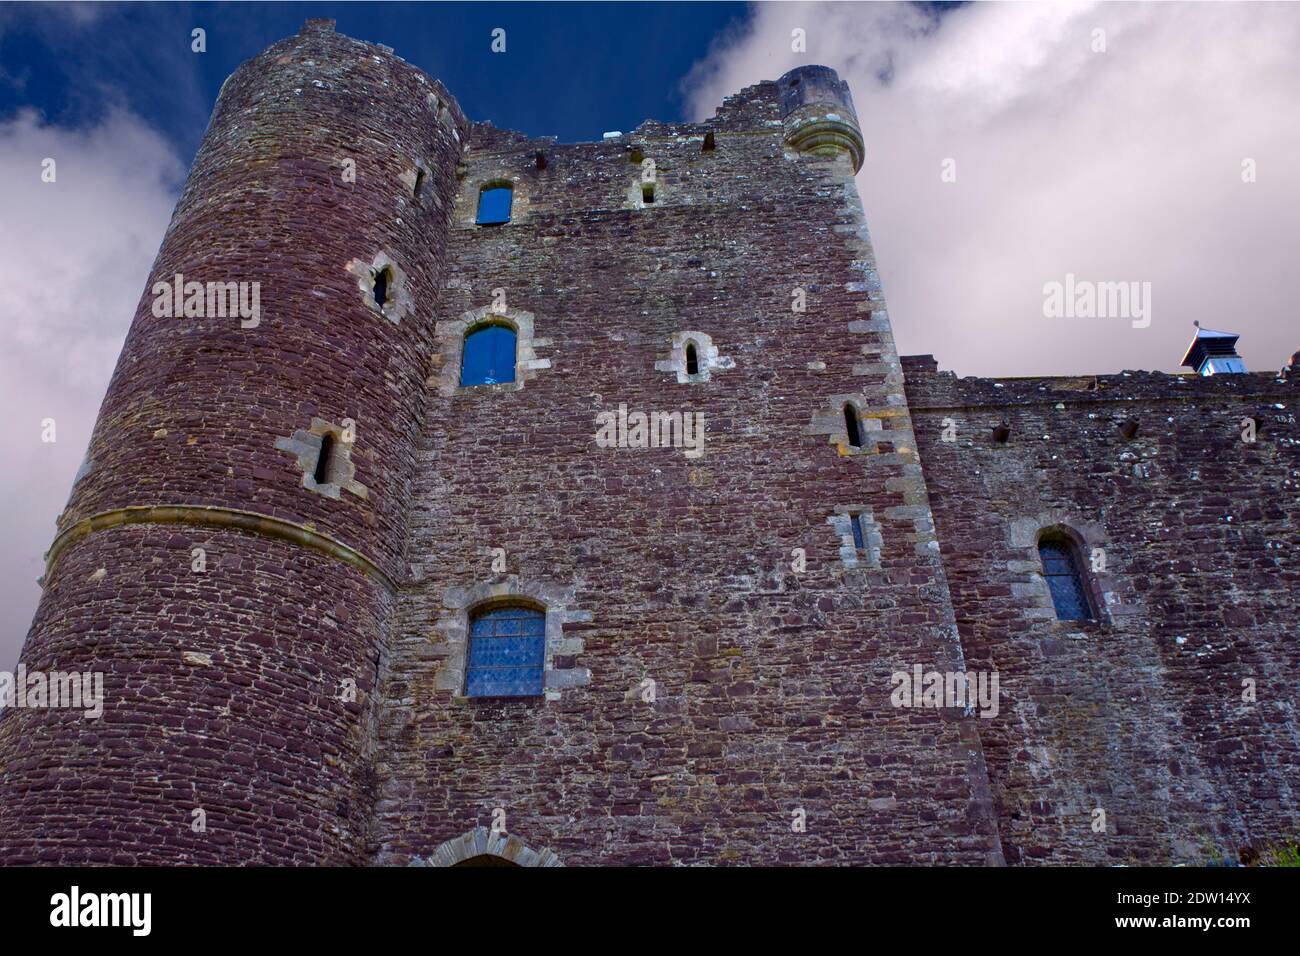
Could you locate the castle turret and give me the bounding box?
[0,20,464,864]
[777,65,865,172]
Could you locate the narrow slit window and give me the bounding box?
[844,404,863,449]
[373,267,390,309]
[685,342,699,376]
[460,323,517,387]
[314,433,334,485]
[642,182,655,204]
[465,605,546,698]
[413,167,426,197]
[477,184,513,225]
[851,514,866,551]
[1038,538,1094,621]
[702,131,715,152]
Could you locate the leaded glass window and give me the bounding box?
[465,605,546,698]
[1038,539,1093,621]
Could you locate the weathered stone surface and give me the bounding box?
[1,21,1293,868]
[903,357,1299,865]
[371,62,998,867]
[0,19,464,865]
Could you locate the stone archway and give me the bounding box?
[410,827,563,867]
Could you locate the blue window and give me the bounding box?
[465,605,546,698]
[850,513,866,551]
[1038,538,1094,621]
[477,185,512,225]
[460,324,516,386]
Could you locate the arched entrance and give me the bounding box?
[411,827,563,867]
[453,854,519,867]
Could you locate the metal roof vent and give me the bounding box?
[1181,322,1247,376]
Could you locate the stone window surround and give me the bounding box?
[458,172,530,227]
[807,393,885,456]
[400,160,431,204]
[430,575,591,702]
[346,251,413,325]
[432,304,551,396]
[655,331,733,384]
[627,175,662,209]
[828,505,882,570]
[1008,513,1115,626]
[274,417,368,501]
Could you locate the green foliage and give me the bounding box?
[1257,841,1300,867]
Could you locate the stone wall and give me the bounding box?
[6,19,1290,868]
[0,20,464,864]
[903,356,1300,864]
[370,73,1003,866]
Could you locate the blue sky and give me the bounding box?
[0,2,747,159]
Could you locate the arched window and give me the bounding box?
[477,184,513,225]
[460,323,517,386]
[465,604,546,698]
[685,341,699,376]
[844,403,863,449]
[1038,536,1094,621]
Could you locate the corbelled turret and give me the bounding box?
[777,65,865,172]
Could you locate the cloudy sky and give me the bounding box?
[1,1,1297,667]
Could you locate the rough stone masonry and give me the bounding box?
[0,20,1293,866]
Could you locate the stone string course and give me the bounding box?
[0,20,1294,866]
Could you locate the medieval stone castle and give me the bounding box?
[0,20,1295,866]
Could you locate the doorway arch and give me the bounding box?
[414,827,564,867]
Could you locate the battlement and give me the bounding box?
[902,354,1298,411]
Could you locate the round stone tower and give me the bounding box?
[777,65,865,173]
[0,20,464,864]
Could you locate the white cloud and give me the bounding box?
[683,1,1300,377]
[0,108,182,669]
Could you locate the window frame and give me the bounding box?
[850,513,866,551]
[684,340,700,376]
[1037,533,1096,622]
[463,601,548,699]
[459,320,518,387]
[476,182,514,225]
